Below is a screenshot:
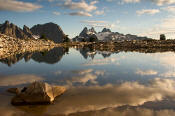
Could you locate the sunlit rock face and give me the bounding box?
[10,82,66,105]
[30,22,67,43]
[0,21,34,39]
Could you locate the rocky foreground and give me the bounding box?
[8,81,66,105]
[0,34,60,59]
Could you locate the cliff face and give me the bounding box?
[0,21,33,39]
[30,22,66,43]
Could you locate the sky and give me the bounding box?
[0,0,175,39]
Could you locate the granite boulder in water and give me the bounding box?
[9,82,66,105]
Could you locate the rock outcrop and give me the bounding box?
[0,21,34,39]
[73,27,98,42]
[30,22,67,43]
[101,28,111,33]
[9,82,66,105]
[23,25,33,39]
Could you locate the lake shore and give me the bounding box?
[64,40,175,53]
[1,33,175,59]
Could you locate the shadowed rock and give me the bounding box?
[30,22,66,43]
[9,82,66,105]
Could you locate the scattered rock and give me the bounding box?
[10,82,66,105]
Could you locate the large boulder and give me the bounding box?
[9,82,66,105]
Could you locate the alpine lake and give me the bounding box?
[1,46,175,116]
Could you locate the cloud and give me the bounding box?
[61,0,98,12]
[53,69,105,86]
[0,74,43,86]
[53,11,60,15]
[140,16,175,38]
[43,78,175,115]
[68,11,92,17]
[123,0,140,3]
[94,10,105,15]
[160,71,175,77]
[135,69,158,76]
[110,0,175,5]
[136,9,160,15]
[162,5,175,13]
[83,57,121,66]
[80,20,116,28]
[81,20,107,24]
[0,0,42,12]
[150,0,175,6]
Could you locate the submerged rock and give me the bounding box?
[9,82,66,105]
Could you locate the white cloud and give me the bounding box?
[140,16,175,39]
[68,11,92,17]
[83,57,122,66]
[0,0,42,12]
[136,9,160,15]
[160,71,175,77]
[151,0,175,6]
[53,69,105,86]
[0,74,43,86]
[80,20,117,28]
[123,0,140,3]
[81,20,107,24]
[42,78,175,115]
[162,5,175,13]
[109,0,175,5]
[95,10,105,15]
[53,11,60,15]
[61,0,98,12]
[135,69,158,76]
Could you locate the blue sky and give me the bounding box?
[0,0,175,39]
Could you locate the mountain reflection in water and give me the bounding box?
[1,47,175,116]
[0,47,69,66]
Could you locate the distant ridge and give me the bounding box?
[73,27,151,42]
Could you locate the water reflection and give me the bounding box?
[1,77,175,116]
[0,47,69,66]
[1,46,175,115]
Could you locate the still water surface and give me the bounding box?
[0,47,175,116]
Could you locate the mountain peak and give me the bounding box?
[30,22,66,43]
[4,20,10,25]
[102,28,111,33]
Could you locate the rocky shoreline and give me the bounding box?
[0,34,60,59]
[1,33,175,60]
[69,40,175,53]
